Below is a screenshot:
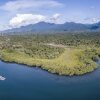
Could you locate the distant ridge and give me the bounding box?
[2,21,100,33]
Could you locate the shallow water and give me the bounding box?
[0,60,100,100]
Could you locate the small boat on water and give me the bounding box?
[0,76,6,80]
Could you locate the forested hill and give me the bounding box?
[2,21,100,34]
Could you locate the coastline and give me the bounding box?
[0,48,99,76]
[0,59,99,77]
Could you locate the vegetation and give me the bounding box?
[0,32,100,76]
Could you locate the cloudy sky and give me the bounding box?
[0,0,100,30]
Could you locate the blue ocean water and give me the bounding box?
[0,60,100,100]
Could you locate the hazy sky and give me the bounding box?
[0,0,100,30]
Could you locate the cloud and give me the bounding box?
[9,13,62,28]
[0,0,63,12]
[83,17,100,24]
[52,13,61,20]
[9,14,46,27]
[49,13,61,24]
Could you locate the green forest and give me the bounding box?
[0,32,100,76]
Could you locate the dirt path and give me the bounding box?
[43,43,67,48]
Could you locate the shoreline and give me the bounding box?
[0,57,99,77]
[0,46,100,76]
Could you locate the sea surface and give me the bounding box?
[0,60,100,100]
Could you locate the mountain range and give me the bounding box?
[2,21,100,33]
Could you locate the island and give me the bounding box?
[0,32,100,76]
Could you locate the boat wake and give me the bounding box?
[0,76,6,81]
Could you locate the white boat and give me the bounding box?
[0,76,6,80]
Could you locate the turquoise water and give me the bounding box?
[0,60,100,100]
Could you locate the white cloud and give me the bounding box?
[0,0,63,12]
[48,13,61,24]
[9,14,46,27]
[52,13,61,20]
[9,13,62,28]
[83,17,100,24]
